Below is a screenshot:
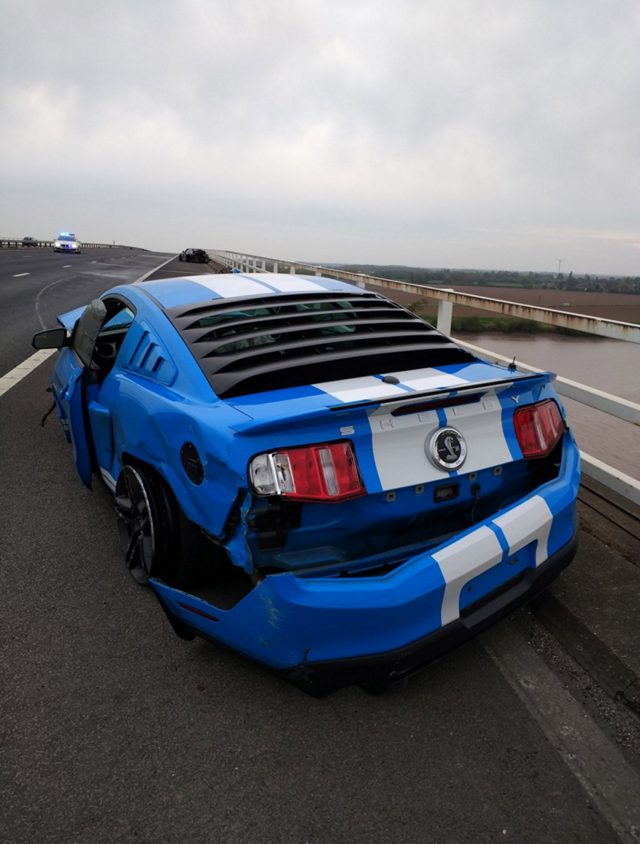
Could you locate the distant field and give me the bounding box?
[448,286,640,323]
[366,282,640,326]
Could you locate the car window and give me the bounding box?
[72,298,135,372]
[168,291,475,398]
[101,306,135,332]
[73,299,108,368]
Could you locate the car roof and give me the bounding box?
[137,272,368,310]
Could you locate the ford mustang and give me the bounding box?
[33,273,579,693]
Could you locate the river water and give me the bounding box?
[456,333,640,481]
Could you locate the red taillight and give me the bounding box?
[514,400,564,459]
[249,441,366,502]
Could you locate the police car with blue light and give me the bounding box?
[53,232,81,253]
[32,272,579,693]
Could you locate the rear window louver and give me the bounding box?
[166,292,475,398]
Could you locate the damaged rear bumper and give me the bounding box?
[281,534,577,694]
[151,439,580,694]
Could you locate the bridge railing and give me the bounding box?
[210,249,640,506]
[0,238,131,249]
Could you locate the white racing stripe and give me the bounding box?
[188,273,331,298]
[387,369,467,392]
[186,275,273,297]
[433,493,554,626]
[316,367,472,406]
[492,495,552,567]
[0,349,56,397]
[315,375,408,403]
[365,388,512,490]
[368,407,446,487]
[250,275,328,292]
[443,390,512,474]
[433,526,503,626]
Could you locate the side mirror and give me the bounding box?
[32,327,69,350]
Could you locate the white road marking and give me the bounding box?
[13,272,30,277]
[63,264,72,268]
[1,255,173,400]
[0,349,56,397]
[135,253,179,283]
[35,277,75,330]
[486,622,640,843]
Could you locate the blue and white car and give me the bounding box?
[53,232,81,253]
[33,273,579,693]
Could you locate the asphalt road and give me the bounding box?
[1,250,637,843]
[0,247,174,371]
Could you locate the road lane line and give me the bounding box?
[1,254,174,399]
[135,253,178,283]
[13,272,30,277]
[63,264,72,268]
[35,277,74,329]
[485,621,640,843]
[0,349,56,397]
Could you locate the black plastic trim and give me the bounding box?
[164,291,474,397]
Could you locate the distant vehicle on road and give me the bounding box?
[32,272,579,694]
[22,236,38,247]
[53,232,81,253]
[179,248,209,264]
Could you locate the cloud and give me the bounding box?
[1,0,639,273]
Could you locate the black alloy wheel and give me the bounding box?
[115,463,203,587]
[115,465,169,584]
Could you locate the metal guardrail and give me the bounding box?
[210,249,640,506]
[1,238,130,249]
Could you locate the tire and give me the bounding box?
[115,464,199,587]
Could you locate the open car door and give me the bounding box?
[50,299,107,488]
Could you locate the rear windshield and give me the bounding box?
[166,291,475,398]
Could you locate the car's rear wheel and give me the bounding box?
[115,465,167,584]
[115,464,200,587]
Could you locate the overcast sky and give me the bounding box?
[2,0,639,274]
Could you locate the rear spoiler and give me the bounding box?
[329,372,554,413]
[232,372,554,437]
